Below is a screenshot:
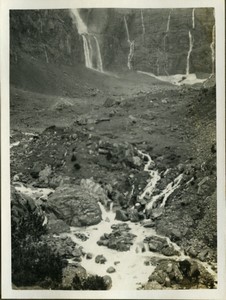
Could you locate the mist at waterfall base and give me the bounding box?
[69,8,215,86]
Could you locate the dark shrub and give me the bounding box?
[11,201,66,288]
[72,274,108,290]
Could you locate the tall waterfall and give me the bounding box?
[186,31,193,75]
[210,24,215,74]
[140,10,145,37]
[192,8,195,29]
[166,10,171,32]
[70,9,103,72]
[124,16,135,70]
[163,10,171,51]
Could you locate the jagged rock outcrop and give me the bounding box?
[145,258,215,289]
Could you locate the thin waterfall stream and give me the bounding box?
[124,16,135,70]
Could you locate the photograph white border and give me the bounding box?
[1,0,225,299]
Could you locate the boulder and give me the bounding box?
[62,264,86,287]
[106,267,116,273]
[144,236,179,256]
[127,208,140,222]
[98,223,136,252]
[103,275,112,290]
[147,258,215,289]
[95,255,107,264]
[115,209,129,221]
[142,220,155,228]
[47,185,102,226]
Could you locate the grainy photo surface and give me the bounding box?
[9,6,218,293]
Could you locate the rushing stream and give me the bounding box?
[11,138,217,290]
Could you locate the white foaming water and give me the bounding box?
[82,35,93,69]
[124,16,135,70]
[146,173,183,210]
[192,8,195,29]
[137,71,207,86]
[137,149,183,210]
[210,24,215,74]
[10,141,20,149]
[68,204,166,290]
[70,9,103,72]
[14,182,54,200]
[137,150,161,200]
[186,31,193,75]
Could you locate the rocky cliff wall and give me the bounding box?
[10,8,215,76]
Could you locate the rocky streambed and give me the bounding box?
[11,127,217,290]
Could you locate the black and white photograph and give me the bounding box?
[1,0,225,299]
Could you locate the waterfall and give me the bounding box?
[93,36,103,72]
[210,24,215,74]
[166,10,171,32]
[140,9,145,37]
[124,16,135,70]
[70,9,104,72]
[192,8,195,29]
[82,35,92,68]
[186,31,193,75]
[163,9,172,74]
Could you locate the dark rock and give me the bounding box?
[127,208,140,222]
[86,253,93,259]
[142,220,155,228]
[115,209,129,221]
[98,223,136,252]
[106,267,116,273]
[103,275,112,290]
[147,258,215,289]
[95,255,107,264]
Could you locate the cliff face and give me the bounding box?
[85,8,215,75]
[10,8,215,76]
[10,9,83,65]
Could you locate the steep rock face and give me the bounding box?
[85,8,214,75]
[10,9,83,65]
[10,8,214,76]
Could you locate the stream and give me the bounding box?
[11,139,217,290]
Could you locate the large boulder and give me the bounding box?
[47,185,102,226]
[147,258,215,289]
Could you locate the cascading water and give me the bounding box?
[140,9,145,38]
[166,10,171,32]
[124,16,135,70]
[186,30,193,75]
[163,9,172,75]
[210,24,215,74]
[70,9,103,72]
[137,150,183,211]
[192,8,195,29]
